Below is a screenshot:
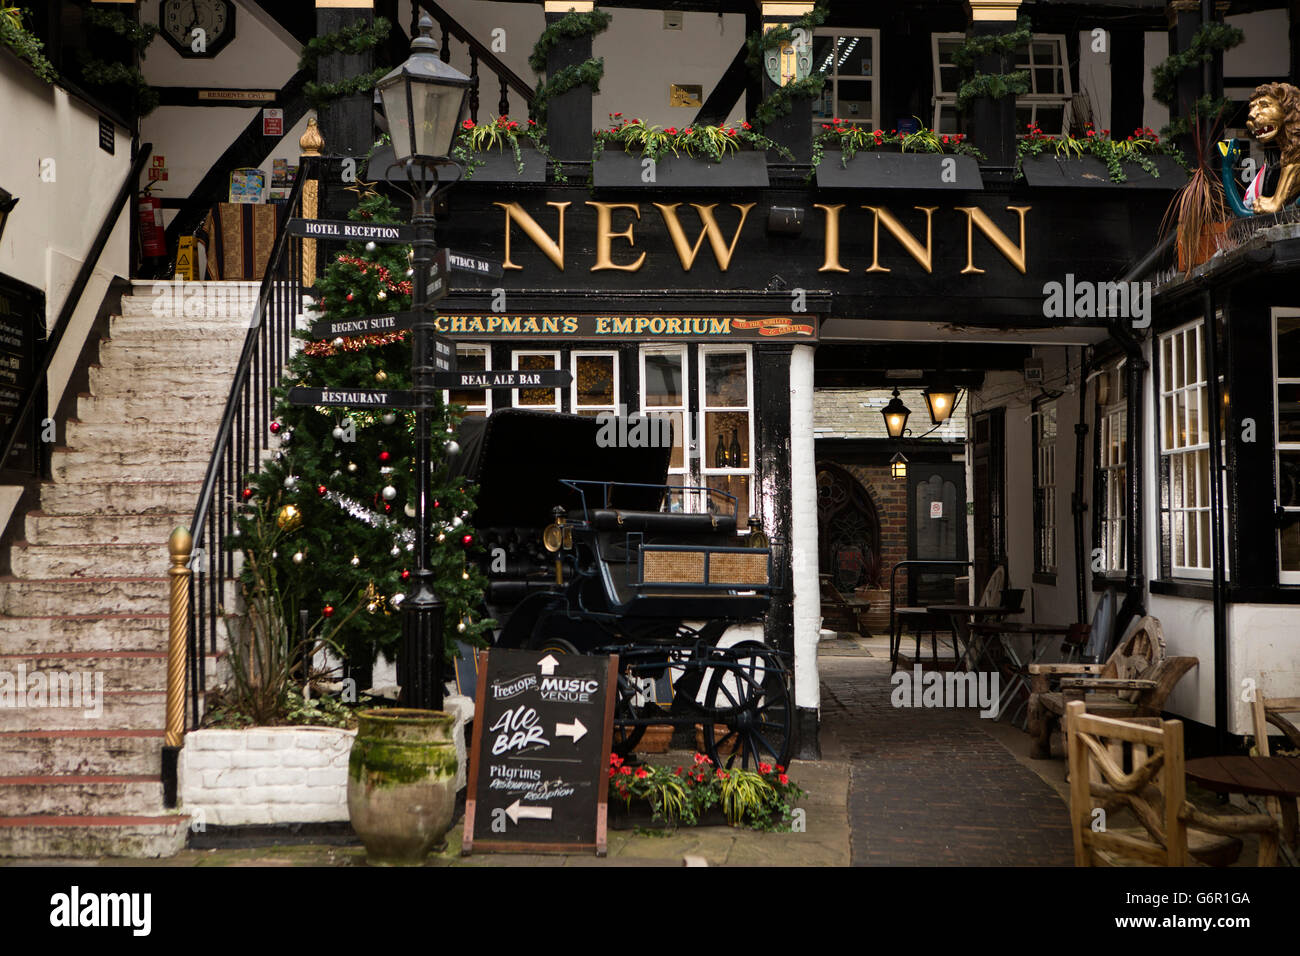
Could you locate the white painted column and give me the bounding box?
[789,345,821,714]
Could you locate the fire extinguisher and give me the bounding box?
[137,183,166,275]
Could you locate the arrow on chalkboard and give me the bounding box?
[556,718,587,743]
[537,654,559,675]
[505,800,553,824]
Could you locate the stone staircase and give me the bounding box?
[0,282,255,857]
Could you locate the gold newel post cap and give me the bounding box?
[168,526,192,565]
[300,116,325,155]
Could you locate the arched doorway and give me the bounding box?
[815,461,883,592]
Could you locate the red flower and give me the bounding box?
[758,762,772,774]
[832,117,841,125]
[1085,130,1095,137]
[665,127,678,135]
[727,129,737,137]
[779,773,789,785]
[619,765,632,775]
[684,127,693,135]
[1101,129,1110,136]
[693,753,712,766]
[742,121,752,130]
[776,765,785,773]
[674,767,683,776]
[528,119,537,126]
[635,767,648,778]
[609,753,623,767]
[462,119,475,130]
[613,112,623,118]
[716,769,728,779]
[941,135,949,144]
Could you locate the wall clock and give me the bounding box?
[159,0,236,58]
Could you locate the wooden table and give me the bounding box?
[926,604,1010,670]
[1186,756,1300,846]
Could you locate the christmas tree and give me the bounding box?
[233,186,491,674]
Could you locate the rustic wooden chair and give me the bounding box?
[818,574,871,637]
[1251,689,1300,848]
[1066,701,1279,866]
[1027,616,1197,759]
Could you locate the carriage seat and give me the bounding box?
[573,508,737,536]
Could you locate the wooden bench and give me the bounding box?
[1028,616,1197,759]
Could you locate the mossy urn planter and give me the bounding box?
[347,708,458,866]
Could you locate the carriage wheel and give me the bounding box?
[700,644,793,771]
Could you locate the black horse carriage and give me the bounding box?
[454,408,792,769]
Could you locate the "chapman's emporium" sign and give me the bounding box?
[433,313,816,340]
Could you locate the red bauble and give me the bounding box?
[323,605,335,618]
[400,569,410,581]
[379,451,391,463]
[346,293,354,302]
[461,534,474,546]
[241,488,253,500]
[269,421,281,434]
[384,503,392,513]
[317,485,327,497]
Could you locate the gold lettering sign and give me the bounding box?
[653,203,755,271]
[956,205,1031,275]
[586,202,646,272]
[496,201,569,271]
[864,205,937,274]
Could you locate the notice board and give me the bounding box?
[0,275,45,479]
[463,647,617,856]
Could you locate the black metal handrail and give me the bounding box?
[418,1,534,121]
[0,143,153,473]
[184,159,315,727]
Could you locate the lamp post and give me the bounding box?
[377,13,474,711]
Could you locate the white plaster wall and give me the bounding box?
[0,53,133,537]
[1076,29,1110,133]
[1146,593,1216,727]
[1224,11,1289,79]
[1143,32,1169,136]
[1226,604,1300,736]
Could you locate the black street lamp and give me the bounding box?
[881,387,911,439]
[378,14,474,711]
[922,376,959,425]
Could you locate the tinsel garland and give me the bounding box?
[333,254,414,295]
[303,330,409,358]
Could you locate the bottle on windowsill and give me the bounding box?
[729,429,742,469]
[715,432,728,468]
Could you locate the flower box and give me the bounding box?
[1020,154,1187,190]
[814,150,983,190]
[592,150,770,188]
[462,145,547,183]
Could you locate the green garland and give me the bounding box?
[952,16,1032,112]
[299,16,391,73]
[303,17,392,110]
[744,3,828,130]
[0,6,56,81]
[527,8,611,74]
[1151,22,1243,108]
[78,7,159,117]
[529,8,611,124]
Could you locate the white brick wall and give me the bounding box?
[178,697,475,827]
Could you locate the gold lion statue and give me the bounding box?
[1245,82,1300,214]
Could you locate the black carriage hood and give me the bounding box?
[450,408,674,528]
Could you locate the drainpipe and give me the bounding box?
[1201,290,1230,751]
[1072,347,1088,625]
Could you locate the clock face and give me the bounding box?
[160,0,235,58]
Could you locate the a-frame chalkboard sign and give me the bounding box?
[462,647,617,856]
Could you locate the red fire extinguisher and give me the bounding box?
[137,183,166,265]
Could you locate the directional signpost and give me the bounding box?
[285,217,415,243]
[433,368,572,390]
[463,647,617,856]
[306,311,455,373]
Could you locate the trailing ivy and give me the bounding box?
[529,8,611,124]
[78,7,159,117]
[744,3,828,130]
[302,17,392,110]
[0,5,56,81]
[951,16,1032,112]
[1151,22,1243,108]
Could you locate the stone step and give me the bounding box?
[0,775,164,816]
[40,481,201,516]
[25,511,188,547]
[0,814,189,858]
[10,542,165,578]
[0,652,223,695]
[50,449,212,483]
[0,577,168,616]
[76,393,232,425]
[109,313,253,337]
[65,420,223,452]
[120,283,266,318]
[0,614,167,654]
[0,731,163,776]
[88,363,238,395]
[0,689,164,732]
[98,339,247,366]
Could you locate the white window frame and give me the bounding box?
[639,345,690,494]
[1159,320,1215,580]
[812,27,881,136]
[931,32,1071,136]
[570,350,619,418]
[1034,398,1058,576]
[1273,308,1300,584]
[511,349,561,412]
[697,344,754,530]
[1097,363,1127,574]
[443,344,491,416]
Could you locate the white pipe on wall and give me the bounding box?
[789,345,821,712]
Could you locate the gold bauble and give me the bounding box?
[374,369,388,383]
[276,504,303,532]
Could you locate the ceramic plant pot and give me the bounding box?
[347,708,458,866]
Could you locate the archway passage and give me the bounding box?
[816,461,883,592]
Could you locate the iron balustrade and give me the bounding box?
[417,1,534,122]
[184,159,315,728]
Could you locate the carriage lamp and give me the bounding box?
[746,516,769,550]
[882,387,911,439]
[0,188,17,248]
[376,14,476,165]
[543,506,572,585]
[890,452,908,481]
[921,377,959,425]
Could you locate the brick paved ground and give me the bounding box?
[818,650,1075,866]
